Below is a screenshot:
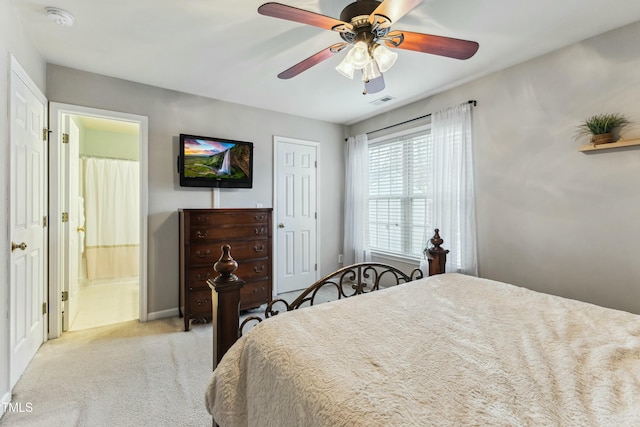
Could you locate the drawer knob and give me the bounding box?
[254,214,266,221]
[196,230,208,239]
[254,244,265,252]
[254,265,265,273]
[254,227,266,235]
[196,298,210,307]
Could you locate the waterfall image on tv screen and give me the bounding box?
[182,137,251,181]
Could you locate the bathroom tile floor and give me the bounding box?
[70,281,139,331]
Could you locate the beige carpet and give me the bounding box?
[1,317,213,427]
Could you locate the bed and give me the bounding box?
[205,231,640,426]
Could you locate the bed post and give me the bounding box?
[426,229,449,276]
[208,245,245,370]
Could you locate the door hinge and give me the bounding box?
[43,216,48,227]
[61,291,69,302]
[62,133,69,144]
[315,263,318,271]
[43,128,51,141]
[42,302,47,315]
[62,212,69,222]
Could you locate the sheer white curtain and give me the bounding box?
[428,102,478,275]
[343,134,371,265]
[83,157,140,280]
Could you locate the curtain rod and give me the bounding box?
[345,100,477,141]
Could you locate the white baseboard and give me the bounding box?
[146,308,180,321]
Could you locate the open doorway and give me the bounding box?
[71,115,140,330]
[48,104,148,338]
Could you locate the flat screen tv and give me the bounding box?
[178,134,253,188]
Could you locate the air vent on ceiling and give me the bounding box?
[370,95,396,106]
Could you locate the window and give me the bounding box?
[368,127,432,259]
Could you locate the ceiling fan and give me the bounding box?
[258,0,479,94]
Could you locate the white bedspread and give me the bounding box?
[205,273,640,426]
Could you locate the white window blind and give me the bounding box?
[368,129,432,259]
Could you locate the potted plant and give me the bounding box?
[575,113,631,145]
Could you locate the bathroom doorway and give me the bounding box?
[49,104,148,336]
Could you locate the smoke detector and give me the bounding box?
[45,7,75,26]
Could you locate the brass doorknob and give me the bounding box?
[77,226,85,232]
[278,223,285,228]
[11,242,27,252]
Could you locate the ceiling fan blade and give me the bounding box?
[259,2,353,32]
[364,74,385,94]
[369,0,423,29]
[386,30,479,60]
[277,44,346,79]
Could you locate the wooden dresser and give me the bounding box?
[179,208,272,331]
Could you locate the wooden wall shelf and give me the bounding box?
[579,138,640,153]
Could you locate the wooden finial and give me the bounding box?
[429,228,444,249]
[212,245,239,285]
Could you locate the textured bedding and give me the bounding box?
[205,273,640,426]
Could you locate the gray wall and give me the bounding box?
[46,65,346,316]
[350,21,640,314]
[1,0,46,407]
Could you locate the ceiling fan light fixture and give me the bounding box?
[350,41,371,69]
[362,60,381,83]
[372,43,398,73]
[335,56,356,79]
[257,1,479,93]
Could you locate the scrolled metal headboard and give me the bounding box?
[240,262,424,333]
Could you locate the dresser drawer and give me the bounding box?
[190,223,269,242]
[190,211,270,226]
[236,258,271,281]
[187,245,219,266]
[226,239,269,260]
[240,280,270,310]
[186,289,213,316]
[187,266,216,291]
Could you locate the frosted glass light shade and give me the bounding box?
[350,41,370,69]
[362,60,381,83]
[336,55,356,79]
[372,43,398,73]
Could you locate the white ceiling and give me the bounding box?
[11,0,640,125]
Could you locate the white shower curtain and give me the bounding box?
[83,157,139,280]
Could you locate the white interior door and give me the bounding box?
[62,116,80,331]
[274,137,319,294]
[9,57,47,388]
